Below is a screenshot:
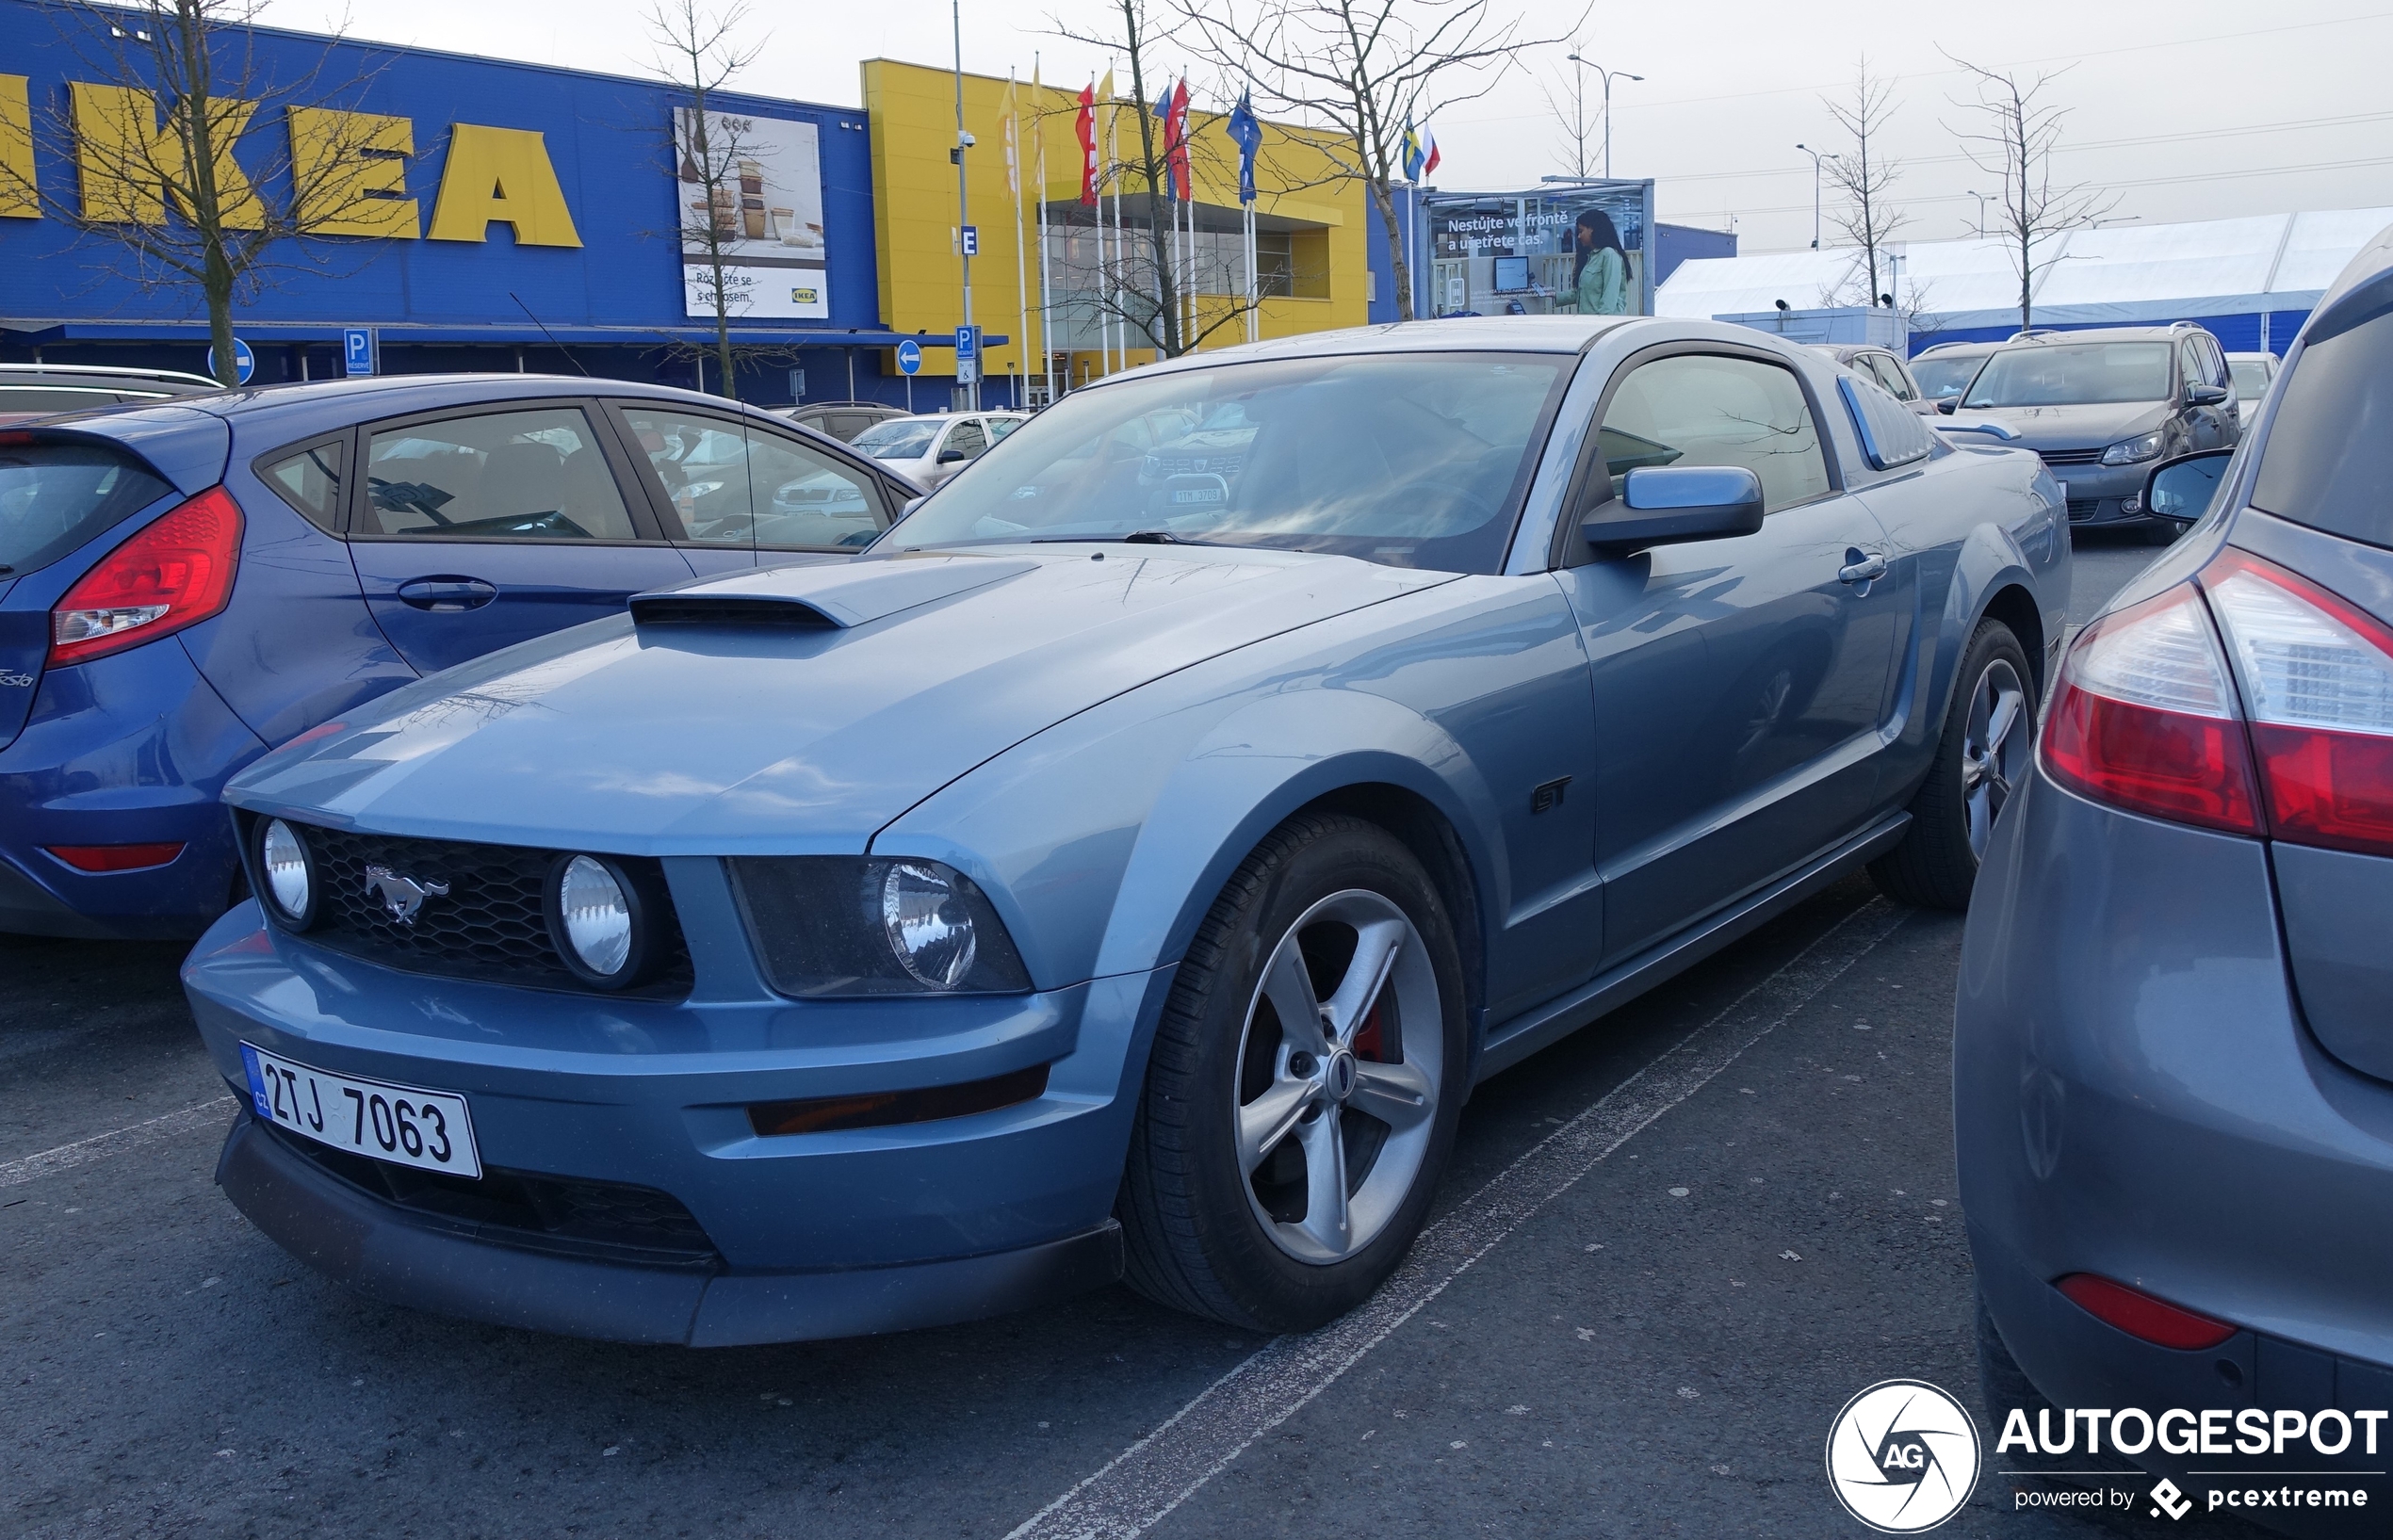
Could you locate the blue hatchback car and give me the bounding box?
[182,317,2066,1346]
[0,376,916,939]
[1960,228,2393,1531]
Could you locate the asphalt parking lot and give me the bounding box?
[5,531,2242,1540]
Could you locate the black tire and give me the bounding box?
[1117,812,1468,1332]
[1870,618,2034,911]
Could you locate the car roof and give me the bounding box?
[0,363,223,392]
[2006,325,2214,345]
[1913,341,2001,356]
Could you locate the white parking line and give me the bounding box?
[0,1096,236,1190]
[1005,898,1906,1540]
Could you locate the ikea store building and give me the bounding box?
[0,2,1431,406]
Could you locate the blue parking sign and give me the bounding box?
[343,327,375,377]
[953,325,978,363]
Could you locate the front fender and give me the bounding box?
[872,676,1508,999]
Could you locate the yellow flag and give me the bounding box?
[1001,75,1019,198]
[1031,61,1044,188]
[1099,69,1116,170]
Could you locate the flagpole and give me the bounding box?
[1110,86,1125,373]
[1036,57,1054,404]
[1009,70,1030,413]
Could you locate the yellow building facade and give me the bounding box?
[861,58,1376,393]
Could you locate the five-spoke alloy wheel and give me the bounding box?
[1869,617,2036,911]
[1119,813,1467,1331]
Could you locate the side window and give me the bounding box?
[988,416,1024,442]
[1871,355,1917,400]
[2203,338,2229,388]
[747,431,888,550]
[1596,353,1832,513]
[360,408,635,540]
[258,438,346,533]
[617,407,755,543]
[2179,341,2206,397]
[945,420,989,462]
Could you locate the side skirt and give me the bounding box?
[1472,812,1911,1083]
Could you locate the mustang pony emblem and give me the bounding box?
[363,865,450,925]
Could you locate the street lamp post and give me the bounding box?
[952,0,977,410]
[1966,189,1989,238]
[1795,143,1838,251]
[1567,55,1643,180]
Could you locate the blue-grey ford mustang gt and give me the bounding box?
[182,316,2067,1346]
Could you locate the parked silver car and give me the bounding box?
[1959,224,2393,1534]
[2226,350,2280,430]
[849,411,1030,489]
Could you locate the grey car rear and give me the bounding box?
[1957,225,2393,1534]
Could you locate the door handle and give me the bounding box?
[1838,551,1888,586]
[396,576,497,612]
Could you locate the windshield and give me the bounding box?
[2229,358,2273,396]
[852,419,941,459]
[881,351,1569,574]
[1910,355,1986,399]
[1963,343,2173,408]
[0,441,173,575]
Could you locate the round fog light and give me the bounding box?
[554,854,638,983]
[259,819,315,926]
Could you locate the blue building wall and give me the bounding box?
[0,0,900,403]
[1652,222,1735,288]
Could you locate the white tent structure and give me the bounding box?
[1655,207,2393,355]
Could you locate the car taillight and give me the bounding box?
[2041,548,2393,856]
[49,486,243,668]
[2206,551,2393,856]
[2041,584,2261,835]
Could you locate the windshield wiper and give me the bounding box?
[1030,529,1213,545]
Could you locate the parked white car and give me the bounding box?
[2224,350,2278,430]
[848,412,1029,489]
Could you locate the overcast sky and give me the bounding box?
[290,0,2390,255]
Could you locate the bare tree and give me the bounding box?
[1537,39,1594,180]
[0,0,410,384]
[1052,0,1272,358]
[648,0,766,397]
[1821,58,1904,309]
[1945,54,2113,333]
[1174,0,1579,321]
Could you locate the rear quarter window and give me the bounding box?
[2253,311,2393,549]
[0,441,175,576]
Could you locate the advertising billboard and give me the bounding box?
[676,109,829,320]
[1424,180,1657,319]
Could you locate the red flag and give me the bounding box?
[1076,81,1099,205]
[1166,78,1192,202]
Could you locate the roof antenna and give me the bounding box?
[509,292,592,377]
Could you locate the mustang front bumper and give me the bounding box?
[182,900,1169,1344]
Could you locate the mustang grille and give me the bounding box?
[255,818,692,996]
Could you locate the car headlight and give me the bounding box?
[730,857,1032,997]
[2101,430,2166,466]
[548,853,651,988]
[256,819,317,928]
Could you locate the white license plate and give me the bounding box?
[240,1043,481,1178]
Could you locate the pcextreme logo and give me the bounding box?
[1827,1379,1983,1533]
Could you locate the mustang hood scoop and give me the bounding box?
[629,555,1038,629]
[225,546,1457,851]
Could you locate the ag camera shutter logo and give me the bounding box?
[1826,1379,1982,1532]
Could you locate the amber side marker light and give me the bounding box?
[747,1063,1050,1138]
[2057,1273,2238,1351]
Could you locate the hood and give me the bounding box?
[226,547,1457,851]
[1943,400,2171,451]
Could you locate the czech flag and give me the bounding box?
[1401,121,1441,181]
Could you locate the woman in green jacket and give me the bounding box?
[1568,208,1632,316]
